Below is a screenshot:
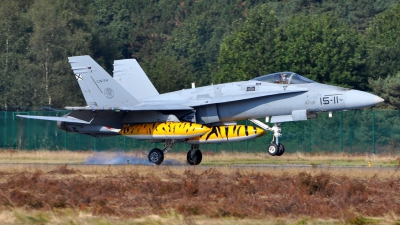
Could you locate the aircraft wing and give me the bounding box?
[188,88,308,107]
[16,115,91,124]
[65,104,194,111]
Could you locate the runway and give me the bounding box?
[0,162,397,171]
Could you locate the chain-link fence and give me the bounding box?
[1,110,399,154]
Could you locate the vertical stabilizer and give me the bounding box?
[68,55,139,107]
[113,59,159,99]
[74,73,97,106]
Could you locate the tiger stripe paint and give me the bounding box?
[120,122,211,139]
[187,125,266,144]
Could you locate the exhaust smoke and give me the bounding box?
[84,151,183,165]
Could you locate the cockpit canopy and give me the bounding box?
[252,72,315,84]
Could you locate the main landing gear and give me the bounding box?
[147,140,203,165]
[249,119,285,156]
[187,144,202,165]
[148,139,175,165]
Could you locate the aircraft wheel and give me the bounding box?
[276,144,285,156]
[148,148,164,165]
[268,143,278,156]
[187,149,202,165]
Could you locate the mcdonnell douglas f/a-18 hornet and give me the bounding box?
[18,55,384,165]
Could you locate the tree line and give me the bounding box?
[0,0,399,110]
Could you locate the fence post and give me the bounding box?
[11,112,16,149]
[64,132,67,150]
[308,119,311,153]
[124,136,126,152]
[28,114,31,150]
[372,111,376,154]
[340,111,343,152]
[3,112,6,148]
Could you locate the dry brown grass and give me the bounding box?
[0,150,399,224]
[0,149,92,163]
[0,163,398,224]
[0,208,353,224]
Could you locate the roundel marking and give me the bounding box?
[104,88,114,99]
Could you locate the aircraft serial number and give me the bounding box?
[320,96,339,105]
[96,79,108,83]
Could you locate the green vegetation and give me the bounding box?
[0,1,400,110]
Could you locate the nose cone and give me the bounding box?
[344,90,384,109]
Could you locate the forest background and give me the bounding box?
[1,0,400,110]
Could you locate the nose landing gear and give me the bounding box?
[249,119,285,156]
[267,143,285,156]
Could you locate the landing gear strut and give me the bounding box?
[148,139,177,165]
[187,144,202,165]
[249,119,285,156]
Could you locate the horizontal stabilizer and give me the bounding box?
[16,115,91,124]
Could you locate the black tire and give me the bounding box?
[276,143,285,156]
[148,148,164,165]
[268,143,278,156]
[187,149,202,165]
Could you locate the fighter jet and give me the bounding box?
[17,55,384,165]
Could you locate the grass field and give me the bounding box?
[0,150,399,224]
[0,149,399,167]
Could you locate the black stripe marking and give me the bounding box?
[216,126,221,137]
[245,126,248,136]
[205,127,218,140]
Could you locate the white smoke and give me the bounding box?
[84,151,183,165]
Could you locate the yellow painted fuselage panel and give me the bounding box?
[187,125,266,144]
[120,122,210,139]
